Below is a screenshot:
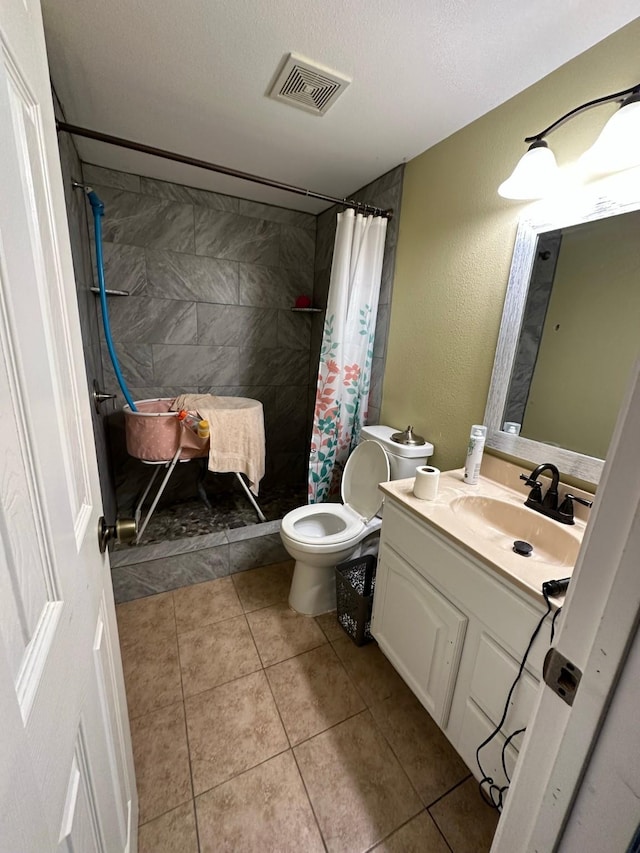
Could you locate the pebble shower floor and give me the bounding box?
[121,480,306,546]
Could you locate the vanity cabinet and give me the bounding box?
[372,544,467,726]
[372,497,552,788]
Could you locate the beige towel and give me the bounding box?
[172,394,265,494]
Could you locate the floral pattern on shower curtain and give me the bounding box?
[308,208,388,503]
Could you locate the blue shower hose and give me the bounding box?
[87,190,137,412]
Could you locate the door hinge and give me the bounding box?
[543,647,582,706]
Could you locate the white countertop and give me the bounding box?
[379,466,587,605]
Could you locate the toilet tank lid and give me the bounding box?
[342,441,390,521]
[360,425,434,457]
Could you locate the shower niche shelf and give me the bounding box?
[290,307,322,313]
[90,287,130,297]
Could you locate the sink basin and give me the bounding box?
[449,495,580,568]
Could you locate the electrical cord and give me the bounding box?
[476,591,552,811]
[550,606,563,644]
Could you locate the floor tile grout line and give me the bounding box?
[258,637,329,670]
[171,589,203,853]
[181,661,264,701]
[137,795,195,830]
[426,772,473,810]
[363,696,438,809]
[290,746,329,853]
[430,813,456,853]
[361,808,442,853]
[290,705,374,749]
[174,606,245,636]
[258,651,329,849]
[262,657,293,750]
[192,744,291,801]
[327,637,469,816]
[327,638,381,710]
[241,609,268,670]
[260,650,373,746]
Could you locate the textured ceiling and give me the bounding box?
[41,0,638,212]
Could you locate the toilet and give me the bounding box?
[281,425,434,615]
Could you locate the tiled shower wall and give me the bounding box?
[58,140,403,521]
[81,163,317,505]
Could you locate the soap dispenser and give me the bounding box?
[464,424,487,485]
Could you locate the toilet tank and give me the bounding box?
[359,425,434,480]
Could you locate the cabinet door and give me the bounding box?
[372,545,467,726]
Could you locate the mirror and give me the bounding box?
[485,176,640,484]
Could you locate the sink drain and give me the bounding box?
[513,539,533,557]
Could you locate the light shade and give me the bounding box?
[498,142,560,200]
[579,97,640,175]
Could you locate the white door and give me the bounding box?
[0,1,136,851]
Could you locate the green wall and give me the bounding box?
[381,19,640,474]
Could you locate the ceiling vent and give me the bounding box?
[268,53,351,116]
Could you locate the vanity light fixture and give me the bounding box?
[498,82,640,200]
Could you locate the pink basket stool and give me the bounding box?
[122,398,265,544]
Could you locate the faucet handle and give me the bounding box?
[558,493,593,522]
[519,474,543,503]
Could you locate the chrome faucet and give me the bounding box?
[519,462,592,525]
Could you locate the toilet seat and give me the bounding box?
[281,503,364,547]
[282,440,390,548]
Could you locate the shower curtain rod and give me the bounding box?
[56,121,393,218]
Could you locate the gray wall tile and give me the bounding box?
[110,530,228,567]
[369,356,384,410]
[105,296,197,344]
[271,386,309,450]
[112,544,230,602]
[373,304,390,359]
[146,248,238,303]
[229,533,288,573]
[314,210,337,271]
[96,186,195,252]
[277,309,311,350]
[226,519,281,542]
[140,176,239,211]
[239,264,311,307]
[312,268,331,309]
[280,224,316,269]
[92,241,147,295]
[84,163,141,192]
[197,304,278,348]
[195,209,280,265]
[102,342,154,387]
[238,199,316,231]
[239,347,310,386]
[152,344,240,385]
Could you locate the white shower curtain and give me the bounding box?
[308,208,388,503]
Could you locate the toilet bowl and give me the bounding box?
[281,426,434,615]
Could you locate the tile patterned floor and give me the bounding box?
[116,560,499,853]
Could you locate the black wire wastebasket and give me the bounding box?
[335,555,377,646]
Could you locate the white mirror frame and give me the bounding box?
[484,173,640,485]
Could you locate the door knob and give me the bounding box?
[98,516,137,553]
[93,379,117,413]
